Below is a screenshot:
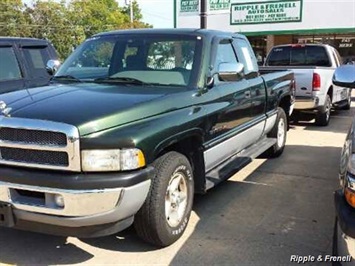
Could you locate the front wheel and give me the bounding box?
[341,91,352,110]
[134,151,194,247]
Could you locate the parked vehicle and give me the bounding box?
[0,29,294,247]
[334,64,355,262]
[0,37,58,94]
[262,44,351,126]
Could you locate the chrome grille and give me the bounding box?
[1,147,69,166]
[0,128,67,146]
[0,117,80,171]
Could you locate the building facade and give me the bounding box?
[175,0,355,64]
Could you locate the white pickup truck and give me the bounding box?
[262,44,351,126]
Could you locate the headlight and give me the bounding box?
[81,148,145,172]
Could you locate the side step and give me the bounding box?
[205,137,277,190]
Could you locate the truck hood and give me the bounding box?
[0,83,190,135]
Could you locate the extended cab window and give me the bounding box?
[233,38,258,75]
[0,47,22,81]
[266,45,331,67]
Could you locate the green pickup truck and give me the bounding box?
[0,29,294,247]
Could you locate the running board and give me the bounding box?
[205,137,277,191]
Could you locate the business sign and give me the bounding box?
[231,0,303,25]
[209,0,230,11]
[180,0,199,13]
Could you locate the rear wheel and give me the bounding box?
[315,94,331,126]
[134,151,194,247]
[264,107,287,158]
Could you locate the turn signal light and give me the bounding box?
[345,187,355,208]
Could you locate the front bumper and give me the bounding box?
[0,166,154,237]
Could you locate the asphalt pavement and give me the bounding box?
[0,98,354,266]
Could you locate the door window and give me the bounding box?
[23,46,52,78]
[215,41,238,67]
[0,47,22,81]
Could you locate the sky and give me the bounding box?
[22,0,174,28]
[118,0,174,28]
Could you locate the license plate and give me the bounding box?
[0,202,15,227]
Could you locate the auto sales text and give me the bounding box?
[290,255,352,263]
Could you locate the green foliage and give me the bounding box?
[24,0,84,59]
[68,0,127,38]
[0,0,152,59]
[0,0,31,36]
[122,0,142,21]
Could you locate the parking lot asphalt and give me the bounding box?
[1,97,354,266]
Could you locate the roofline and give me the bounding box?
[92,28,246,38]
[271,43,334,47]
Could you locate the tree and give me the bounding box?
[0,0,151,59]
[121,1,152,29]
[0,0,30,36]
[122,0,143,22]
[24,0,84,59]
[68,0,127,37]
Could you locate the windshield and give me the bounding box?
[266,45,331,67]
[55,34,201,87]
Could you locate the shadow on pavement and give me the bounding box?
[79,226,159,252]
[168,145,341,265]
[0,228,93,265]
[290,107,354,134]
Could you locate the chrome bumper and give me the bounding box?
[0,180,151,227]
[294,97,319,110]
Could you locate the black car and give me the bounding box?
[333,64,355,263]
[0,37,58,94]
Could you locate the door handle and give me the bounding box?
[245,91,251,98]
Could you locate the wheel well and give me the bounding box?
[328,86,333,101]
[157,136,206,194]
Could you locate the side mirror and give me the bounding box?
[333,65,355,88]
[46,60,61,75]
[218,62,244,82]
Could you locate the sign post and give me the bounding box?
[180,0,199,13]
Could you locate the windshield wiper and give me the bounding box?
[52,75,82,82]
[94,76,146,85]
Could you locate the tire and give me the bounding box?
[315,94,331,126]
[341,92,351,110]
[290,110,300,124]
[264,107,287,158]
[134,151,194,247]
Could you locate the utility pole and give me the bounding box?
[130,0,133,28]
[200,0,207,29]
[125,0,134,28]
